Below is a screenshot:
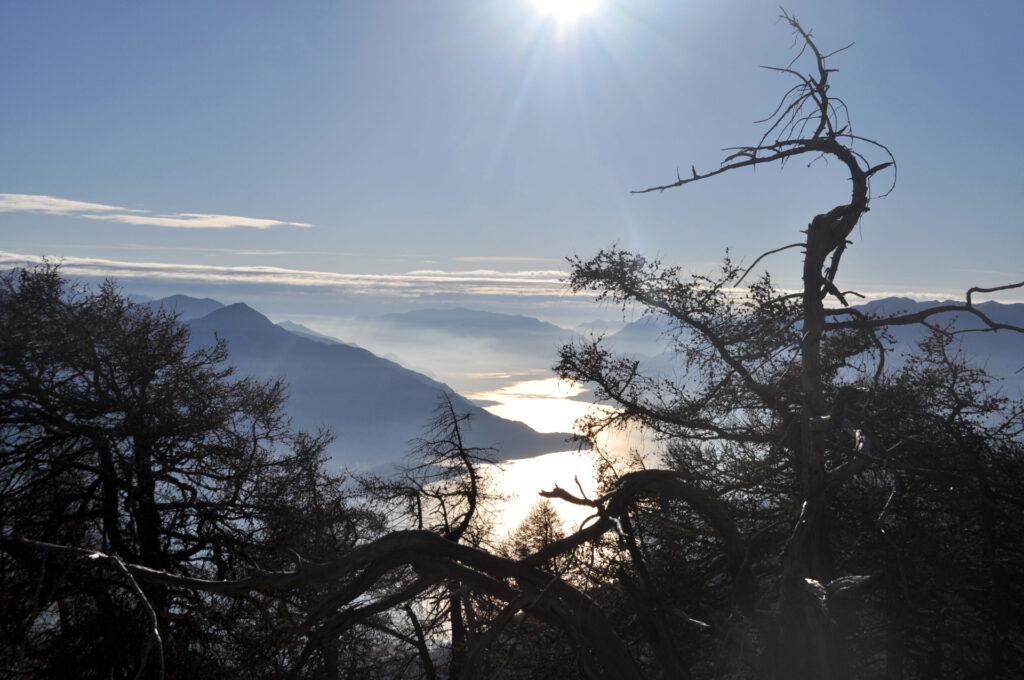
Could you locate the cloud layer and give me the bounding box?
[1,250,994,305]
[0,193,311,229]
[0,251,567,298]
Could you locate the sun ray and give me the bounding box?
[530,0,600,24]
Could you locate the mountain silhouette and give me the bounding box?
[599,298,1024,393]
[146,294,224,321]
[152,297,573,468]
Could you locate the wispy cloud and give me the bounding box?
[3,250,1013,304]
[78,213,312,229]
[454,255,564,264]
[0,193,131,215]
[37,244,337,257]
[0,251,568,298]
[0,193,311,229]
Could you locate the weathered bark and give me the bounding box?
[405,605,439,680]
[618,511,693,680]
[447,581,467,680]
[96,438,130,559]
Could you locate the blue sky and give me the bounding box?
[2,0,1022,317]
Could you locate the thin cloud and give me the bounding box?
[4,250,1015,304]
[41,244,339,257]
[0,193,310,229]
[0,251,568,298]
[454,255,564,264]
[0,193,130,215]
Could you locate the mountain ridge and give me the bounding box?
[149,296,574,468]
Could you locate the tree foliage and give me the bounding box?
[0,264,380,678]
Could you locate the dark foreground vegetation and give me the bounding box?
[3,13,1024,680]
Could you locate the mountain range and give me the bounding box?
[379,307,569,337]
[600,299,1024,394]
[857,297,1024,390]
[146,296,573,469]
[362,307,575,363]
[143,294,1023,471]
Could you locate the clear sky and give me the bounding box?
[2,0,1022,318]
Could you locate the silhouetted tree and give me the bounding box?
[552,10,1024,680]
[358,394,501,680]
[503,500,567,574]
[0,264,378,679]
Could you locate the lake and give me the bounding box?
[467,377,657,540]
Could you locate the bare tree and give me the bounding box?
[553,10,1024,680]
[358,394,502,680]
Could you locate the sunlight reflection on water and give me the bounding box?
[487,449,601,538]
[471,378,656,539]
[468,378,591,434]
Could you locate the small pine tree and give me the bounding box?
[505,500,568,575]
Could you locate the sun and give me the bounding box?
[530,0,600,24]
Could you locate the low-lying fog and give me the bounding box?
[273,310,657,539]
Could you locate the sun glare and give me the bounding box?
[530,0,600,24]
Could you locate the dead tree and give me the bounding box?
[555,9,1024,680]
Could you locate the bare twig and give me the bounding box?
[106,554,165,680]
[735,242,804,286]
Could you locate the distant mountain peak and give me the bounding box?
[201,302,274,327]
[146,294,225,321]
[184,299,573,467]
[160,294,223,307]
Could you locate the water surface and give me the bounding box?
[469,377,655,539]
